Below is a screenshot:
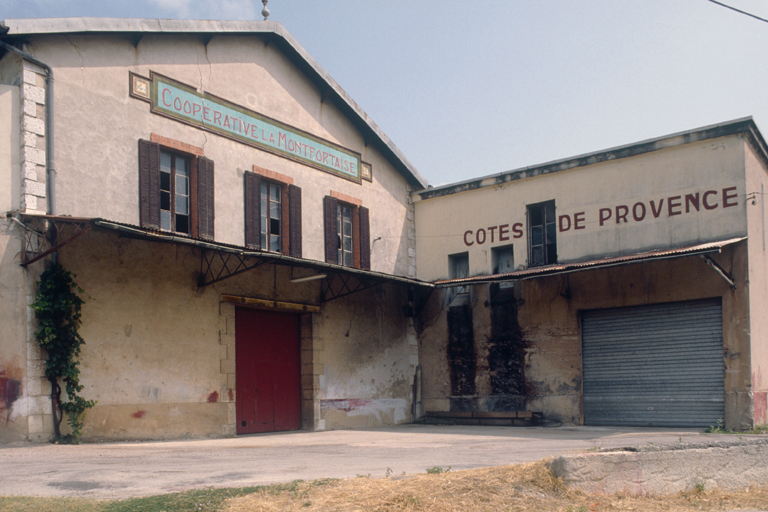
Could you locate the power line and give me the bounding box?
[706,0,768,24]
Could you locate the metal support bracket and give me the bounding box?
[702,254,736,289]
[198,249,269,287]
[19,216,92,266]
[321,271,383,302]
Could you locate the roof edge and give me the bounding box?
[1,17,428,190]
[415,117,764,201]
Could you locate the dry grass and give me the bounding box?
[225,460,768,512]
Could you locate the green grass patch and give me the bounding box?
[0,496,104,512]
[0,480,309,512]
[705,420,768,435]
[103,484,294,512]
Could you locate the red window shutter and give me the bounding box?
[197,156,215,240]
[359,206,371,270]
[288,184,302,258]
[138,139,161,229]
[244,171,261,249]
[323,195,338,264]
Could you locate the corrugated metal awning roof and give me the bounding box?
[434,237,747,287]
[18,214,434,291]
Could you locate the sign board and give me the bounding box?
[131,72,362,182]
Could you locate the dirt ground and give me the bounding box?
[226,460,768,512]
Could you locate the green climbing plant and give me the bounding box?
[30,263,95,444]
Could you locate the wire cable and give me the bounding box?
[706,0,768,24]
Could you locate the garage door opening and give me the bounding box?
[582,299,724,428]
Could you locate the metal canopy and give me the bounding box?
[434,237,747,287]
[17,215,433,303]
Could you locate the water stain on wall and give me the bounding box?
[0,365,22,424]
[447,304,475,396]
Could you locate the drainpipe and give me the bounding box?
[0,37,55,215]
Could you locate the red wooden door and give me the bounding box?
[235,308,301,434]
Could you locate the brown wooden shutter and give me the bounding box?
[288,184,302,258]
[138,139,161,229]
[197,156,215,240]
[359,206,370,270]
[323,195,338,264]
[244,171,260,249]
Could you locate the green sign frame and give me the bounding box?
[132,72,361,182]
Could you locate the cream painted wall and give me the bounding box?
[0,221,28,442]
[0,85,20,213]
[23,33,413,276]
[414,137,747,281]
[745,141,768,426]
[49,226,417,440]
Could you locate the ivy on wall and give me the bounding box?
[30,263,96,443]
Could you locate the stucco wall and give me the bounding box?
[419,237,750,429]
[312,283,418,429]
[11,226,417,441]
[21,33,413,276]
[414,137,747,282]
[0,85,20,212]
[745,141,768,426]
[0,222,29,442]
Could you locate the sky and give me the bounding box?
[2,0,768,187]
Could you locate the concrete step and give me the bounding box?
[423,410,544,426]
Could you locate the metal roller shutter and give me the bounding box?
[582,299,724,427]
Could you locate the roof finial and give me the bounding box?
[261,0,270,20]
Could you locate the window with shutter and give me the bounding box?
[243,168,301,257]
[138,137,214,239]
[323,193,370,270]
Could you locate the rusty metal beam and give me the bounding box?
[19,217,92,266]
[198,249,270,287]
[702,255,736,289]
[320,271,383,302]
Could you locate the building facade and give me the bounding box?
[414,121,768,430]
[1,18,766,443]
[0,18,429,442]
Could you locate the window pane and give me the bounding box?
[176,195,188,215]
[546,223,556,244]
[545,202,556,221]
[270,184,280,201]
[160,210,171,231]
[160,171,170,192]
[343,250,353,267]
[530,226,543,246]
[529,206,542,226]
[176,174,188,195]
[343,236,352,252]
[160,190,171,211]
[270,234,280,252]
[176,214,189,234]
[270,218,280,236]
[547,243,557,264]
[531,246,543,266]
[160,152,171,173]
[175,156,187,177]
[270,199,280,220]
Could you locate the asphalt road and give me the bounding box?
[0,424,757,499]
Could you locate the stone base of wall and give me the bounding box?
[550,440,768,495]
